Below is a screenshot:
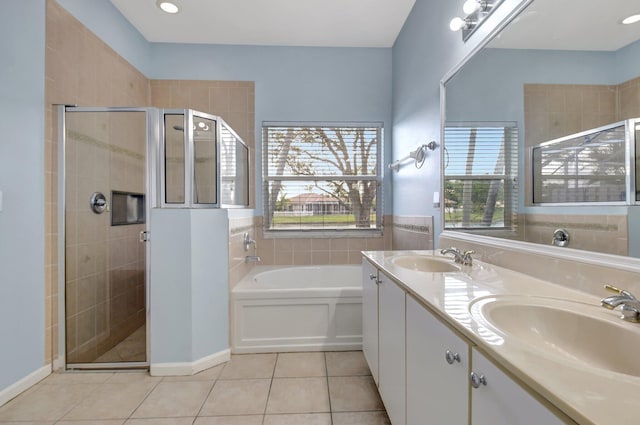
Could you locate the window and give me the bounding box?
[263,122,382,233]
[444,123,518,230]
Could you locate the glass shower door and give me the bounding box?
[63,108,149,367]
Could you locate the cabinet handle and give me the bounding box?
[445,350,460,364]
[470,372,487,388]
[369,274,381,285]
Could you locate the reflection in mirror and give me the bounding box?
[443,0,640,256]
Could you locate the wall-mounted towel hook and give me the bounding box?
[389,141,437,172]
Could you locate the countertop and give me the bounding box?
[362,250,640,425]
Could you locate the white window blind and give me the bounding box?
[444,123,518,229]
[263,123,382,232]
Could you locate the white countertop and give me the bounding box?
[362,250,640,425]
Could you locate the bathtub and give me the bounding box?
[231,265,363,353]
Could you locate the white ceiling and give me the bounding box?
[110,0,416,48]
[489,0,640,51]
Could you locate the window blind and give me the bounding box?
[263,123,382,232]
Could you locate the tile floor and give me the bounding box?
[0,351,390,425]
[95,327,147,363]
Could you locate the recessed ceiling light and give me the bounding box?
[622,13,640,25]
[156,0,179,14]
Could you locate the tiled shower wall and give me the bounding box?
[523,76,640,148]
[45,0,150,364]
[64,112,147,362]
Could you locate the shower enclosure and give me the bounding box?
[59,106,249,369]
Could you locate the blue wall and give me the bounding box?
[391,0,529,244]
[150,43,393,213]
[0,0,46,391]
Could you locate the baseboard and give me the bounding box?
[232,343,362,354]
[0,365,51,407]
[150,349,231,376]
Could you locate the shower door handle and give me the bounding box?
[139,231,150,242]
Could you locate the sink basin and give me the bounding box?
[470,296,640,377]
[390,255,460,273]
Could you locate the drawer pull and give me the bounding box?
[470,372,487,388]
[445,350,460,364]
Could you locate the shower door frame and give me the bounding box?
[57,105,157,370]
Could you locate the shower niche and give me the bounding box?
[161,109,250,208]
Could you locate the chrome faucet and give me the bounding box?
[601,284,640,323]
[440,247,475,266]
[243,232,257,252]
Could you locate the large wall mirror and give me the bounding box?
[443,0,640,257]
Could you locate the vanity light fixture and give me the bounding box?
[451,0,504,42]
[622,13,640,25]
[450,16,475,32]
[463,0,490,15]
[156,0,180,14]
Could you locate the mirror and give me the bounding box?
[443,0,640,256]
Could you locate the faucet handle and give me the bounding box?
[604,284,624,294]
[604,284,636,299]
[462,250,475,265]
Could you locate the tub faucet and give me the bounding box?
[243,232,257,252]
[601,284,640,323]
[245,255,261,264]
[440,247,474,266]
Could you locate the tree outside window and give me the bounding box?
[263,123,382,232]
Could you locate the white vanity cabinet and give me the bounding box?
[471,348,569,425]
[406,295,468,425]
[377,270,406,425]
[362,259,574,425]
[362,259,379,384]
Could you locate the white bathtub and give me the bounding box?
[232,265,363,353]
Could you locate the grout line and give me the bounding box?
[324,352,334,425]
[261,352,278,425]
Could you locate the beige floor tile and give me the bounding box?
[124,419,195,425]
[194,415,263,425]
[266,378,330,414]
[42,371,114,384]
[273,353,326,378]
[131,381,213,418]
[106,371,163,384]
[199,379,270,416]
[0,422,55,425]
[219,353,276,379]
[0,383,99,421]
[328,376,384,412]
[325,351,371,376]
[58,421,125,425]
[63,382,157,420]
[163,364,224,382]
[332,411,391,425]
[263,413,332,425]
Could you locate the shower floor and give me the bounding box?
[95,326,146,363]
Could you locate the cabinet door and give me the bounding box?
[406,295,468,425]
[378,272,406,425]
[471,349,570,425]
[362,259,379,384]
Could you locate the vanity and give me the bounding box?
[362,250,640,425]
